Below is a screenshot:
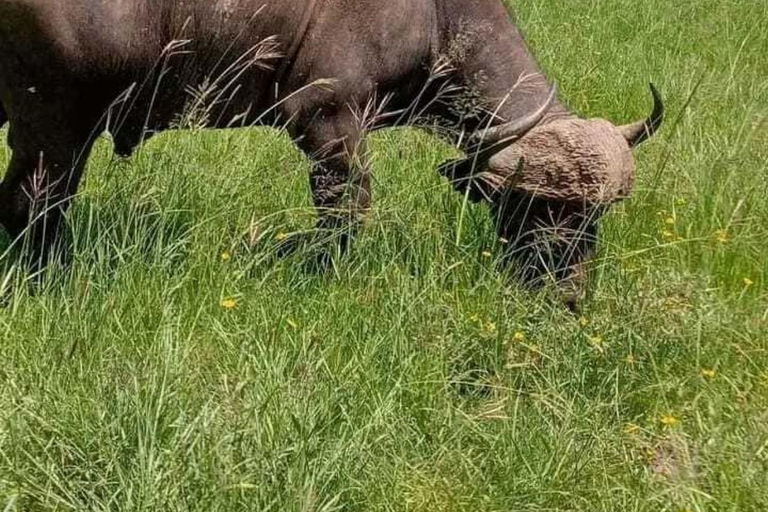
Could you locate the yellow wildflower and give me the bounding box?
[221,298,238,311]
[221,251,232,262]
[743,277,754,287]
[275,231,289,241]
[714,229,729,244]
[482,250,493,258]
[662,230,674,239]
[484,321,497,334]
[701,368,716,379]
[625,354,638,365]
[665,217,676,225]
[660,415,679,428]
[470,313,481,323]
[588,335,605,354]
[579,316,589,327]
[513,331,526,342]
[286,318,299,330]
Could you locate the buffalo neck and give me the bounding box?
[433,0,572,132]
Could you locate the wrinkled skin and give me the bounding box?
[0,0,659,303]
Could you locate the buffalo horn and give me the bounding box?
[471,85,558,145]
[618,83,665,148]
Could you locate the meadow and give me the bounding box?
[1,0,767,510]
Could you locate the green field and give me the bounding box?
[1,0,767,510]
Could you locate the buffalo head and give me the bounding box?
[440,84,664,305]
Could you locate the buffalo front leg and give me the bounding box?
[309,140,371,246]
[285,111,371,260]
[0,136,94,265]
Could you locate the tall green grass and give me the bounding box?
[1,0,766,510]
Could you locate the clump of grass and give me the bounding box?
[1,0,767,510]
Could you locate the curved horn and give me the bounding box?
[472,85,558,145]
[619,83,665,148]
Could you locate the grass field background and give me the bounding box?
[1,0,767,510]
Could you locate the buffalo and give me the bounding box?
[0,0,662,304]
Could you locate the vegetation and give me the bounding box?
[1,0,766,510]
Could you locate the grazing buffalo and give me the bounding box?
[0,0,662,304]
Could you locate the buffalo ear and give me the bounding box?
[438,157,501,203]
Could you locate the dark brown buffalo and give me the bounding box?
[0,0,662,303]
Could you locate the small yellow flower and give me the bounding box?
[623,423,641,435]
[660,414,679,428]
[701,368,716,379]
[221,298,238,311]
[470,313,481,323]
[286,318,299,330]
[665,217,676,225]
[662,230,675,239]
[676,198,687,206]
[625,354,638,365]
[484,321,497,333]
[579,316,589,327]
[743,277,754,287]
[714,229,729,244]
[221,251,232,262]
[482,250,493,258]
[513,331,526,342]
[588,335,605,354]
[275,231,289,241]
